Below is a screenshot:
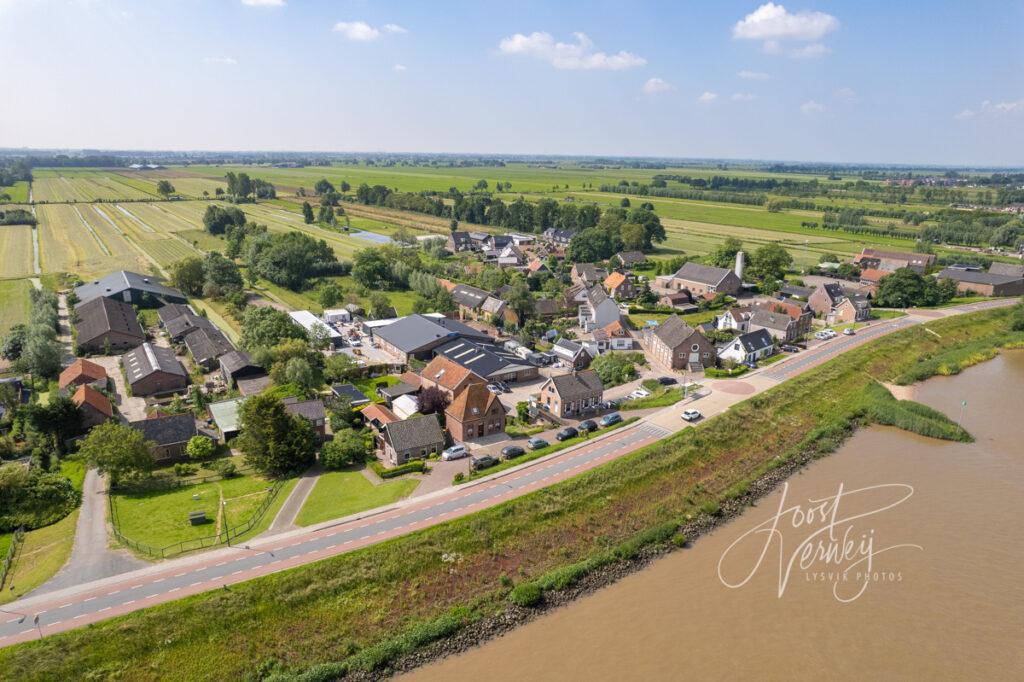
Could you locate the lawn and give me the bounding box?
[0,510,79,605]
[0,278,33,335]
[1,180,30,203]
[110,472,277,554]
[619,384,692,410]
[59,459,87,493]
[351,374,401,403]
[294,468,420,527]
[627,307,721,329]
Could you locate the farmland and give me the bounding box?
[36,204,149,279]
[0,225,36,278]
[0,278,33,335]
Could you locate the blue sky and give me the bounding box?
[0,0,1021,165]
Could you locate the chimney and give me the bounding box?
[734,251,745,280]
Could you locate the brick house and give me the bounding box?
[382,414,446,466]
[71,384,113,428]
[418,355,487,400]
[59,358,108,393]
[603,271,635,299]
[535,370,603,419]
[445,383,506,442]
[670,262,742,298]
[647,315,715,371]
[74,296,145,354]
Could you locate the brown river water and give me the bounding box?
[404,352,1024,681]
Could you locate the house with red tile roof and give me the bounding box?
[72,384,113,428]
[59,358,108,392]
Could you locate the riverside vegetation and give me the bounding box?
[0,304,1021,681]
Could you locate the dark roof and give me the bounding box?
[489,235,513,249]
[74,271,185,306]
[434,338,531,378]
[75,296,145,346]
[330,383,370,405]
[544,228,573,242]
[165,312,218,341]
[122,343,187,383]
[652,315,699,348]
[374,314,491,354]
[736,328,775,353]
[584,285,610,306]
[749,309,793,332]
[378,382,418,399]
[219,350,262,377]
[548,370,603,401]
[383,413,444,451]
[938,268,1022,285]
[673,262,734,286]
[616,251,647,265]
[282,397,326,422]
[183,327,235,364]
[553,338,586,358]
[989,262,1024,277]
[157,303,193,326]
[129,414,197,446]
[448,231,473,246]
[533,298,562,316]
[819,282,846,305]
[779,284,813,299]
[450,284,490,310]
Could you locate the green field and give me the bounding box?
[294,469,420,527]
[0,279,32,335]
[0,510,79,605]
[37,204,149,278]
[0,181,30,203]
[0,226,36,279]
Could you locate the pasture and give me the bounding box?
[0,225,36,278]
[0,278,33,335]
[36,204,149,278]
[0,181,30,203]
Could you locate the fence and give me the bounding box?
[0,528,25,589]
[109,477,287,560]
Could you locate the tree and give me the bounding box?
[327,396,355,431]
[368,292,393,320]
[352,248,392,290]
[283,357,316,391]
[156,180,175,198]
[1,324,27,361]
[186,435,215,461]
[620,197,631,208]
[318,280,343,308]
[79,421,154,485]
[708,237,744,269]
[504,279,533,322]
[241,306,307,350]
[590,353,638,386]
[340,180,351,193]
[236,394,316,476]
[875,269,956,308]
[324,353,360,383]
[317,204,335,225]
[747,243,793,286]
[302,201,315,224]
[22,396,82,453]
[1011,302,1024,332]
[320,429,365,469]
[202,204,246,235]
[169,257,205,296]
[314,178,335,196]
[202,251,243,298]
[567,227,617,263]
[620,222,646,251]
[474,179,488,190]
[22,325,62,378]
[516,401,530,423]
[417,386,450,415]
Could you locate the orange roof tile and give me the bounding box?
[360,403,399,426]
[59,358,108,390]
[421,355,484,391]
[859,268,889,283]
[604,271,628,289]
[72,384,113,418]
[446,383,502,423]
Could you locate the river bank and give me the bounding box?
[403,351,1024,681]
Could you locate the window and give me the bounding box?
[691,344,700,352]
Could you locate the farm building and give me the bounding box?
[182,327,235,371]
[74,296,146,354]
[219,351,265,387]
[372,314,491,363]
[164,312,218,343]
[74,271,186,308]
[71,384,113,429]
[382,414,445,466]
[433,338,539,384]
[936,268,1024,297]
[129,414,197,462]
[288,310,343,348]
[330,384,371,407]
[122,343,188,396]
[209,398,244,441]
[59,358,108,393]
[669,261,743,298]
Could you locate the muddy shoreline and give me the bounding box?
[343,438,827,682]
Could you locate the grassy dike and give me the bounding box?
[1,305,1021,682]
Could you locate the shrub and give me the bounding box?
[509,582,542,607]
[212,459,238,478]
[700,501,722,516]
[173,463,198,477]
[186,435,215,461]
[452,472,465,484]
[369,459,426,479]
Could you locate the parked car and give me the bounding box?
[471,455,498,471]
[743,360,757,370]
[781,344,800,353]
[814,330,837,341]
[599,412,622,427]
[600,400,618,410]
[681,409,702,422]
[500,445,525,460]
[441,445,468,461]
[843,327,856,336]
[627,388,651,400]
[349,338,362,347]
[657,376,678,385]
[578,419,597,432]
[555,426,578,441]
[486,384,502,394]
[527,437,549,450]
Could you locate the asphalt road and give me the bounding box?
[0,298,1014,647]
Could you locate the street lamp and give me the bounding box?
[0,607,27,624]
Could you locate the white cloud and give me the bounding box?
[643,77,674,94]
[333,21,380,41]
[393,64,407,72]
[242,0,284,6]
[833,87,857,104]
[383,24,407,34]
[733,3,839,42]
[955,99,1024,120]
[800,99,825,115]
[738,69,770,80]
[789,42,828,59]
[498,31,646,71]
[697,91,718,104]
[203,57,238,65]
[731,92,756,102]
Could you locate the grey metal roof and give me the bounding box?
[989,262,1024,277]
[183,327,235,364]
[374,314,491,354]
[157,303,194,326]
[129,414,197,446]
[652,315,698,348]
[122,343,187,383]
[75,296,145,346]
[378,382,417,399]
[547,370,603,401]
[616,251,646,265]
[779,284,813,298]
[938,268,1022,285]
[451,284,490,309]
[219,350,262,377]
[673,262,733,287]
[434,338,531,378]
[330,383,370,405]
[74,271,185,306]
[383,413,444,452]
[553,338,585,358]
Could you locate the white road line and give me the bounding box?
[168,587,180,593]
[230,570,243,576]
[107,590,121,596]
[189,581,203,587]
[122,600,135,606]
[83,597,96,602]
[174,572,187,577]
[98,607,111,613]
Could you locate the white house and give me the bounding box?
[717,329,775,365]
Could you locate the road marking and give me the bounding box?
[98,607,111,613]
[168,587,180,593]
[174,572,187,577]
[122,600,135,606]
[215,561,227,567]
[58,603,72,609]
[107,590,121,596]
[189,581,203,587]
[152,578,165,584]
[73,614,87,619]
[230,570,243,576]
[83,597,96,602]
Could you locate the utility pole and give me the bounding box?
[957,399,967,430]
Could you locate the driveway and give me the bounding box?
[91,356,147,422]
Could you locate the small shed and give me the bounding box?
[391,394,420,420]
